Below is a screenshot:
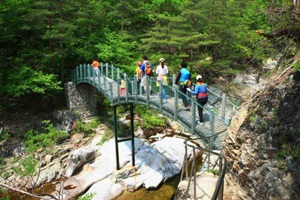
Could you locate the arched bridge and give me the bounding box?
[71,63,238,150]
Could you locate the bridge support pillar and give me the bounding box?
[65,82,98,119]
[113,103,135,170]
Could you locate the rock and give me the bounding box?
[44,155,53,164]
[83,178,123,200]
[175,172,218,200]
[122,137,198,190]
[47,138,143,200]
[64,136,104,177]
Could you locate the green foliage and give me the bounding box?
[294,62,300,72]
[277,144,300,160]
[1,66,62,98]
[78,193,95,200]
[206,168,219,175]
[135,105,167,129]
[12,155,38,178]
[97,129,113,146]
[95,31,138,66]
[25,120,69,152]
[0,187,10,200]
[72,117,99,135]
[0,131,10,141]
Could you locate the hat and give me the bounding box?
[142,56,148,60]
[196,75,202,80]
[159,58,164,62]
[137,61,141,66]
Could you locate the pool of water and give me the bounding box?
[113,174,180,200]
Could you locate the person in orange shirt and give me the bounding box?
[90,60,100,76]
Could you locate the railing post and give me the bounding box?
[191,101,196,134]
[180,144,188,181]
[146,76,149,106]
[110,82,113,101]
[221,93,226,119]
[104,73,107,97]
[218,158,224,200]
[172,74,176,86]
[134,75,138,103]
[117,76,120,104]
[106,63,109,77]
[92,65,96,84]
[117,68,120,80]
[159,81,163,112]
[101,62,104,75]
[125,73,128,102]
[97,71,101,88]
[193,147,197,199]
[77,66,81,84]
[174,85,178,121]
[79,65,85,82]
[111,64,114,80]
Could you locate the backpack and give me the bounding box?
[145,62,153,76]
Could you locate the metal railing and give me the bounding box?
[72,63,236,149]
[180,138,227,200]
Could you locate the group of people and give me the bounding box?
[174,60,208,126]
[135,56,168,101]
[136,56,208,125]
[91,56,208,126]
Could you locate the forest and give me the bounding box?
[1,0,300,109]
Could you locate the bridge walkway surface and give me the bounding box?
[72,63,239,150]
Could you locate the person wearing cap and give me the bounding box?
[187,75,208,125]
[175,61,191,109]
[156,58,168,102]
[140,56,153,95]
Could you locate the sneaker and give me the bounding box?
[197,121,204,126]
[163,99,167,103]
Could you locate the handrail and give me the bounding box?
[181,138,227,200]
[72,63,236,150]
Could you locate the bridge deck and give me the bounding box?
[72,64,237,150]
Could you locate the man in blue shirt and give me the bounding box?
[175,61,191,109]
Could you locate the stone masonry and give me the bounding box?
[65,82,98,119]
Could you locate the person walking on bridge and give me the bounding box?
[175,61,191,110]
[156,58,168,102]
[90,59,100,76]
[135,61,142,94]
[140,56,153,95]
[187,75,208,126]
